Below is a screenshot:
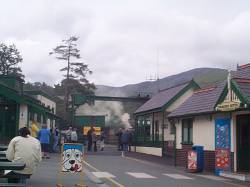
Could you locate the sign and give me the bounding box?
[83,126,101,135]
[215,118,231,175]
[188,151,197,170]
[62,143,83,173]
[217,101,240,112]
[215,149,230,169]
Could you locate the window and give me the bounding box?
[170,122,176,134]
[37,114,41,123]
[29,112,34,121]
[182,118,193,144]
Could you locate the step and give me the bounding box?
[220,171,250,181]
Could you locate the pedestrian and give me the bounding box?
[71,127,78,143]
[53,126,60,152]
[100,130,106,151]
[38,124,51,159]
[6,127,42,183]
[65,126,72,143]
[121,129,130,157]
[87,127,93,151]
[115,128,123,151]
[92,130,97,152]
[30,120,39,138]
[128,129,133,152]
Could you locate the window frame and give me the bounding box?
[181,118,193,144]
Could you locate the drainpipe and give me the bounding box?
[174,121,177,167]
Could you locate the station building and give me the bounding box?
[0,76,57,143]
[133,80,199,156]
[168,63,250,176]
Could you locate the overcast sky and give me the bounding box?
[1,0,250,87]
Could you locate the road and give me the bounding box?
[84,146,250,187]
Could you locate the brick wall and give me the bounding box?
[176,144,193,167]
[176,147,234,172]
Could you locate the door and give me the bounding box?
[237,114,250,171]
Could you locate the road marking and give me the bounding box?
[126,172,157,179]
[196,174,230,181]
[163,174,193,180]
[83,160,124,187]
[92,172,116,178]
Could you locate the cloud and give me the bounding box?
[1,0,250,86]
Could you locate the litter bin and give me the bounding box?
[187,145,204,172]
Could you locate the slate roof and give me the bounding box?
[234,78,250,103]
[134,82,189,114]
[232,63,250,79]
[168,81,226,118]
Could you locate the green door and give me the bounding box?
[237,114,250,171]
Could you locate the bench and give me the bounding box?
[0,183,25,186]
[0,162,27,187]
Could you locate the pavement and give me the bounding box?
[25,145,250,187]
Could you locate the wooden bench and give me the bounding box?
[0,146,8,151]
[0,183,25,186]
[0,162,27,187]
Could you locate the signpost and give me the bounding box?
[57,143,86,187]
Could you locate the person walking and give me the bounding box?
[92,130,97,152]
[30,120,39,138]
[6,127,42,183]
[38,124,51,159]
[121,129,130,157]
[70,128,78,143]
[65,126,72,143]
[53,126,59,152]
[115,128,123,151]
[100,130,106,151]
[87,127,93,151]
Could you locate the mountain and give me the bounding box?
[95,68,228,97]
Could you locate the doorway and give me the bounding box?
[237,114,250,172]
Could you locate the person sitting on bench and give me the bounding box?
[5,127,42,183]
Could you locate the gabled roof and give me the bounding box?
[169,81,226,118]
[233,78,250,104]
[134,80,199,115]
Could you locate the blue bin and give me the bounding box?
[192,145,204,172]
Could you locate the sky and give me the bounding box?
[1,0,250,87]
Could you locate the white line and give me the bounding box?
[92,172,116,178]
[126,172,157,179]
[163,173,193,180]
[196,174,231,181]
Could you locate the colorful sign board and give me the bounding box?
[215,118,231,175]
[62,143,83,173]
[83,126,101,135]
[217,101,240,112]
[188,150,197,170]
[215,149,230,169]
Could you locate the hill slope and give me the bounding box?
[95,68,228,97]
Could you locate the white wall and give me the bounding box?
[131,146,162,157]
[36,95,56,113]
[193,115,215,150]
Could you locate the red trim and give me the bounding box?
[238,63,250,70]
[234,78,250,83]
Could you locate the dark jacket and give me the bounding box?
[121,131,130,144]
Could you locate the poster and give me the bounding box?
[62,144,83,173]
[215,149,230,169]
[215,118,231,174]
[83,126,101,135]
[188,150,197,170]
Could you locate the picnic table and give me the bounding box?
[0,151,6,157]
[0,145,8,151]
[0,162,25,171]
[0,157,8,162]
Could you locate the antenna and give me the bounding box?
[156,48,160,92]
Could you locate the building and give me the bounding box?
[0,76,57,143]
[168,63,250,177]
[133,80,199,156]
